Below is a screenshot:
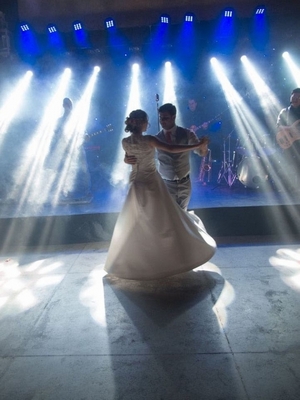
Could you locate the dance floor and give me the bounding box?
[1,239,300,400]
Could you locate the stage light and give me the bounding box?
[105,18,115,29]
[8,68,73,222]
[72,20,89,49]
[212,57,277,192]
[282,51,289,59]
[20,23,29,32]
[104,17,129,62]
[241,55,281,122]
[18,22,40,58]
[111,60,141,186]
[213,8,236,54]
[0,70,33,136]
[282,52,300,86]
[185,13,194,22]
[163,61,177,109]
[94,66,100,73]
[240,55,288,193]
[132,63,139,72]
[224,9,233,17]
[73,21,82,31]
[175,12,197,69]
[145,12,172,64]
[255,6,265,14]
[161,14,170,24]
[251,4,268,51]
[47,24,64,53]
[48,24,57,34]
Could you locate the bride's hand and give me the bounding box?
[124,153,137,165]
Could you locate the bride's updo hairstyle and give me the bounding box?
[125,109,148,133]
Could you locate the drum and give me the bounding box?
[237,156,269,189]
[236,136,256,157]
[236,146,256,157]
[259,134,276,156]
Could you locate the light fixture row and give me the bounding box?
[20,5,266,34]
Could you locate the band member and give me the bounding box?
[185,98,209,133]
[276,88,300,192]
[125,103,209,210]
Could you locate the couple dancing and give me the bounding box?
[104,104,216,280]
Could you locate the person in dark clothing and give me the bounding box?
[276,88,300,192]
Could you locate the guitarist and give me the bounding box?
[276,88,300,192]
[186,98,209,133]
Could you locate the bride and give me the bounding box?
[104,109,216,280]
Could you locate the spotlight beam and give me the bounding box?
[12,68,72,211]
[241,55,282,129]
[111,63,141,188]
[0,71,33,137]
[282,52,300,87]
[53,67,101,202]
[210,57,282,190]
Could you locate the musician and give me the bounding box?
[185,98,209,133]
[276,88,300,192]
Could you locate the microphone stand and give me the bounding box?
[156,94,160,131]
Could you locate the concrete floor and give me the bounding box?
[1,239,300,400]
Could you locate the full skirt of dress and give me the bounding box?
[104,171,216,280]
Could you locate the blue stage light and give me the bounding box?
[161,14,170,24]
[251,5,268,51]
[72,21,89,48]
[20,24,29,32]
[105,18,115,29]
[18,22,40,58]
[224,10,233,17]
[185,13,194,22]
[48,25,57,34]
[255,6,265,14]
[73,21,82,31]
[47,24,64,52]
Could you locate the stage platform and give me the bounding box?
[1,179,299,248]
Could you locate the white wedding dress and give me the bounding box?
[104,134,216,280]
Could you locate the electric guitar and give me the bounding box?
[85,124,113,141]
[189,109,226,133]
[276,119,300,149]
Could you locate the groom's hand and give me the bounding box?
[124,154,137,165]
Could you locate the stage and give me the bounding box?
[1,177,299,248]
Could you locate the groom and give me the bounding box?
[125,103,208,210]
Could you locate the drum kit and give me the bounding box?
[215,131,276,189]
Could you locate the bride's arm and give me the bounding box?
[146,135,205,153]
